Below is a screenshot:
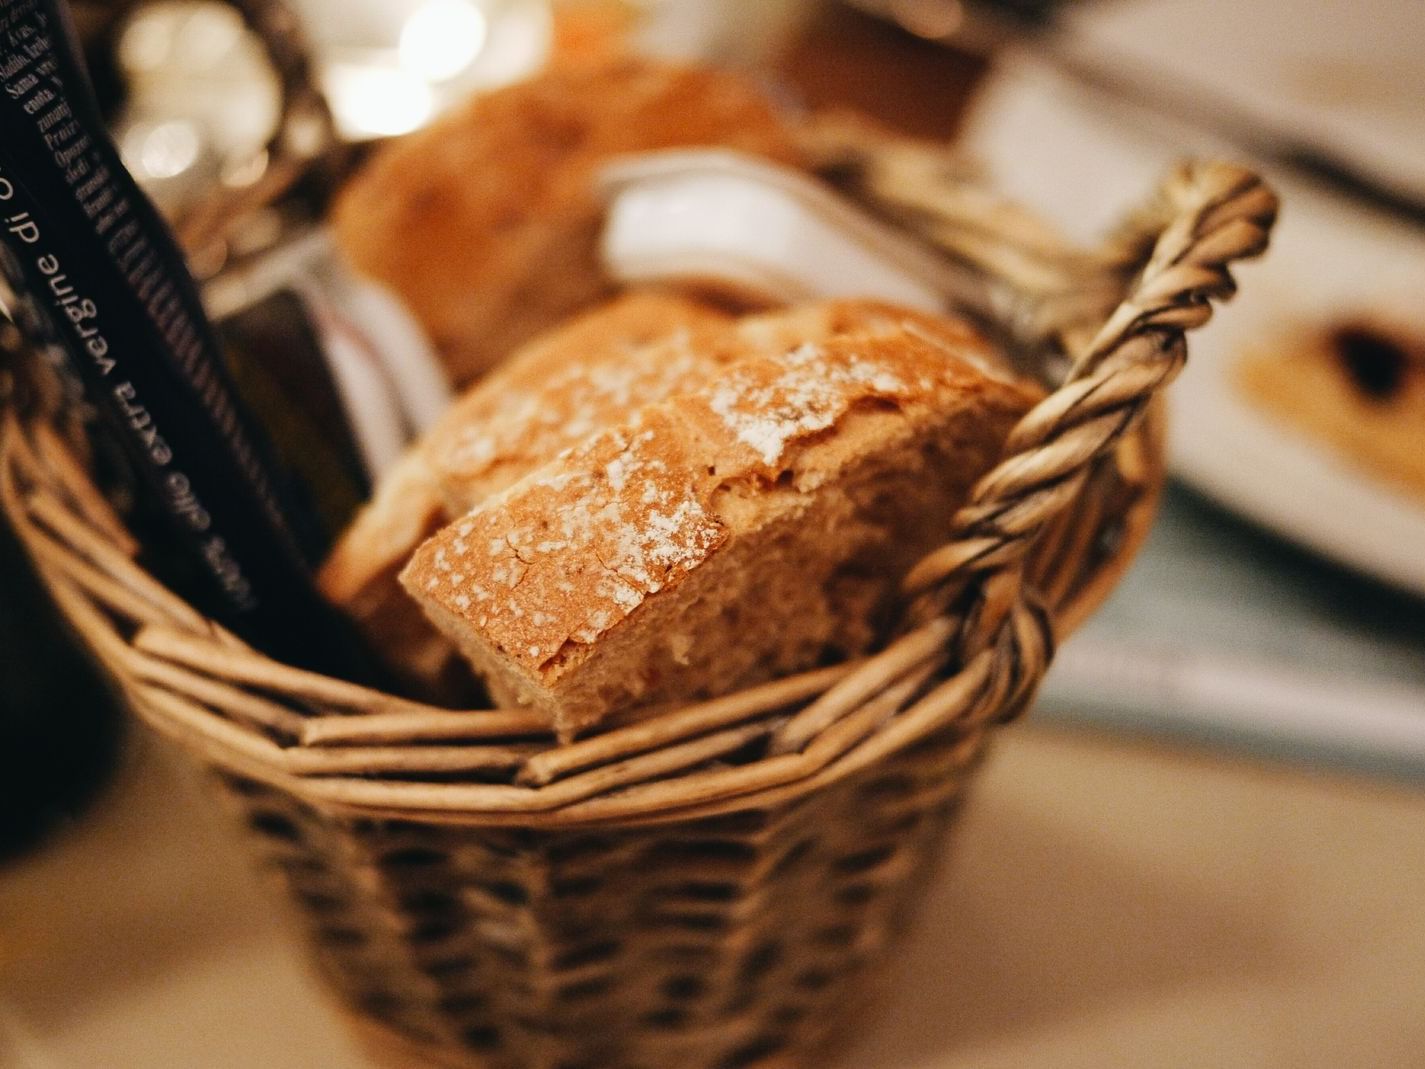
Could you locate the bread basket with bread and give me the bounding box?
[0,7,1277,1068]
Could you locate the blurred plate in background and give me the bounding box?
[956,0,1425,771]
[960,26,1425,596]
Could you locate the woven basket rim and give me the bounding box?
[0,158,1276,828]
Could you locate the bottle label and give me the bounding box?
[0,0,383,681]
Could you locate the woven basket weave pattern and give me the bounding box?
[0,152,1275,1067]
[214,736,973,1068]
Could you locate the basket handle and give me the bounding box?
[902,161,1277,718]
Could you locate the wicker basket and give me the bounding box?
[0,13,1277,1066]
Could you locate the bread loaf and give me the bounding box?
[315,448,463,698]
[331,56,804,386]
[318,290,728,696]
[401,310,1042,737]
[320,291,982,692]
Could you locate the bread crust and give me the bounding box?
[318,291,726,696]
[315,448,462,698]
[402,313,1042,736]
[321,293,999,669]
[425,291,736,516]
[331,57,803,386]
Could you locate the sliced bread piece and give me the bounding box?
[317,290,726,696]
[402,318,1042,737]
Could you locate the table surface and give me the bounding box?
[3,721,1424,1069]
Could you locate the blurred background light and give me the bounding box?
[399,0,490,82]
[122,118,203,180]
[113,0,555,197]
[323,63,437,138]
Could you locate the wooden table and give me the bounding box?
[3,720,1423,1068]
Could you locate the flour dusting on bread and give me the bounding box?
[401,312,1042,737]
[416,409,727,670]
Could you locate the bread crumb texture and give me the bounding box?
[402,312,1041,735]
[425,291,735,515]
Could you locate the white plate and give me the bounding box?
[1055,0,1425,207]
[1166,205,1425,595]
[963,54,1425,596]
